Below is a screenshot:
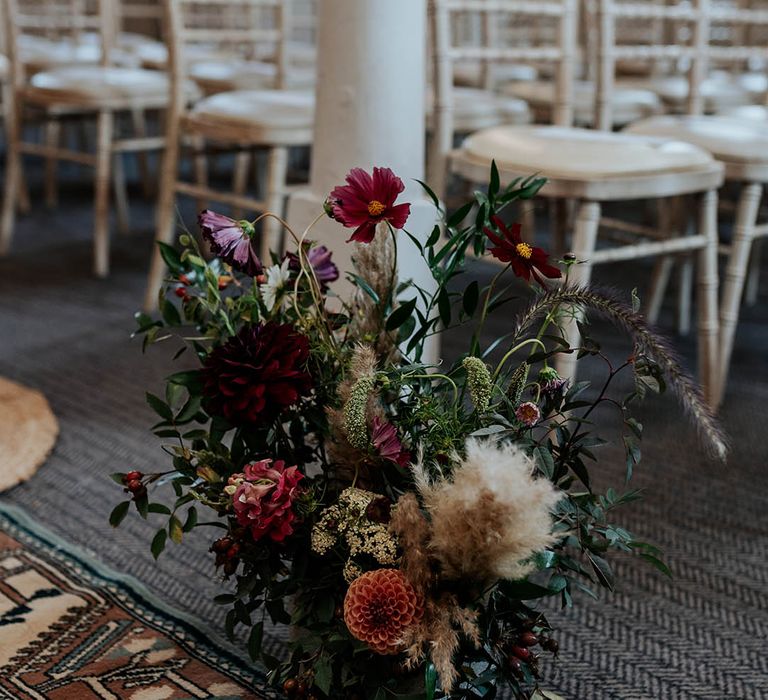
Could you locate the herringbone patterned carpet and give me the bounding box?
[1,177,767,699]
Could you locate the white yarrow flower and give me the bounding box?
[260,258,291,311]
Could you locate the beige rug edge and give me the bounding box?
[0,376,59,491]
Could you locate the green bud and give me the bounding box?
[462,356,492,413]
[343,376,376,449]
[507,363,530,405]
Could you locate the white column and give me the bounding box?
[286,0,439,361]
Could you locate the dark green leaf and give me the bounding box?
[639,553,672,578]
[462,280,479,316]
[489,160,500,199]
[425,663,437,700]
[426,224,442,248]
[161,299,182,326]
[109,472,126,485]
[148,503,171,515]
[183,506,198,532]
[248,621,264,661]
[437,287,451,327]
[109,501,130,528]
[415,179,440,209]
[167,370,204,392]
[158,241,184,273]
[314,656,333,696]
[348,273,380,304]
[446,200,474,228]
[385,298,417,331]
[146,392,173,421]
[151,528,167,560]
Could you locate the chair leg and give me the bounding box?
[0,109,22,256]
[716,182,763,406]
[113,151,130,235]
[744,237,762,306]
[44,118,60,209]
[555,199,601,383]
[93,110,114,278]
[231,150,251,220]
[551,198,569,256]
[144,119,181,311]
[262,146,289,260]
[677,255,694,336]
[696,189,720,408]
[130,106,153,199]
[192,134,208,213]
[646,256,674,325]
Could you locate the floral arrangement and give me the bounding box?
[112,164,725,699]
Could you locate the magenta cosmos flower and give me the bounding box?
[199,210,262,276]
[485,216,561,288]
[329,167,411,243]
[287,244,339,289]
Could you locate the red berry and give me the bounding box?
[223,559,238,576]
[283,678,298,697]
[125,470,142,482]
[296,680,308,696]
[211,537,232,553]
[519,631,539,647]
[178,274,192,285]
[511,645,531,661]
[126,479,143,493]
[174,287,187,298]
[227,544,241,559]
[542,637,559,654]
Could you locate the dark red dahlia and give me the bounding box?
[202,322,312,426]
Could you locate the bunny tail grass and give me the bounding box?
[512,285,728,461]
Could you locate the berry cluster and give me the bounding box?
[504,623,559,681]
[122,471,146,499]
[210,536,241,577]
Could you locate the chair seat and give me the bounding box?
[184,89,314,145]
[25,66,171,107]
[619,75,754,113]
[190,59,316,94]
[453,62,538,88]
[427,87,530,132]
[626,115,768,168]
[459,125,715,180]
[719,105,768,122]
[501,80,661,126]
[19,35,101,72]
[0,54,8,80]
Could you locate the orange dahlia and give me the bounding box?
[343,569,422,655]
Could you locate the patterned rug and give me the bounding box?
[0,503,270,699]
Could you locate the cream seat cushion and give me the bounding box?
[626,115,768,165]
[619,75,753,113]
[719,105,768,122]
[190,60,316,94]
[427,87,530,131]
[26,66,171,105]
[501,80,661,126]
[460,125,714,180]
[453,62,538,88]
[185,89,314,141]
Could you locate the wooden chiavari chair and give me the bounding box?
[431,0,725,403]
[143,0,314,309]
[624,0,768,405]
[0,0,172,275]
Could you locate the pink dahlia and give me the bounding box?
[199,210,262,276]
[232,459,304,542]
[515,401,541,427]
[329,167,411,243]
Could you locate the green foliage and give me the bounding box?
[107,163,688,700]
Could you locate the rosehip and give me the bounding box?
[510,645,531,662]
[174,287,188,298]
[226,543,241,559]
[519,631,539,647]
[125,470,142,482]
[211,537,232,553]
[296,680,308,695]
[542,637,559,654]
[507,656,523,678]
[283,678,298,696]
[126,479,143,493]
[178,274,192,285]
[223,559,238,576]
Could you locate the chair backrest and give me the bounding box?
[428,0,578,192]
[164,0,290,102]
[118,0,163,38]
[708,0,768,83]
[594,0,711,128]
[3,0,115,86]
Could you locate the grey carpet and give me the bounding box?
[1,176,767,699]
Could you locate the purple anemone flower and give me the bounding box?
[287,244,339,289]
[198,210,262,276]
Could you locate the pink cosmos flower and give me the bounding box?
[199,210,262,276]
[329,167,411,244]
[231,459,304,542]
[371,416,411,467]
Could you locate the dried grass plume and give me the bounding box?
[414,439,562,582]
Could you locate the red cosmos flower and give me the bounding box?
[485,216,561,287]
[329,167,411,243]
[231,459,304,542]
